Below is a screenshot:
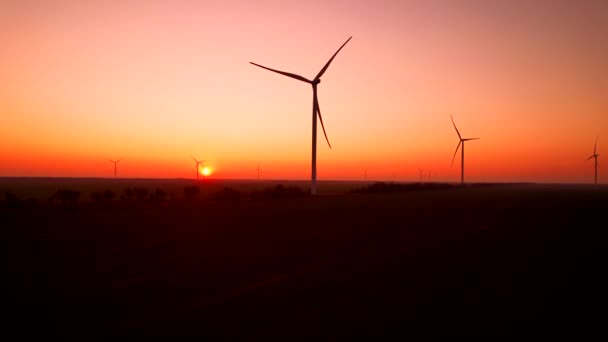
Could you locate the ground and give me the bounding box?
[1,180,607,339]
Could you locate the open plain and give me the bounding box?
[2,179,607,338]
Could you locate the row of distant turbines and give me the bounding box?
[249,36,601,192]
[108,157,209,180]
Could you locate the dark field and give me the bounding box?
[2,179,608,339]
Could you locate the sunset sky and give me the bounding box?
[1,0,606,183]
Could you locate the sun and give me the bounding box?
[201,166,212,177]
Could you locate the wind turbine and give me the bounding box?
[250,36,352,195]
[256,164,261,181]
[192,157,205,181]
[451,115,480,185]
[109,159,121,177]
[587,137,599,184]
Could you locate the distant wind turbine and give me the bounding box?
[587,137,599,184]
[250,36,352,195]
[109,159,121,177]
[192,157,205,181]
[256,164,261,181]
[451,115,480,185]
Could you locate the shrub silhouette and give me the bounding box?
[184,185,200,200]
[3,191,23,208]
[90,192,103,202]
[91,189,116,202]
[103,189,116,201]
[49,189,80,206]
[212,187,240,201]
[154,188,168,202]
[122,187,134,200]
[351,182,457,194]
[133,187,149,201]
[24,198,40,207]
[252,184,308,200]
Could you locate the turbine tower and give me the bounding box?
[109,159,121,177]
[250,36,352,195]
[587,137,599,185]
[192,157,205,181]
[451,115,479,185]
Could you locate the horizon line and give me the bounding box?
[0,176,604,186]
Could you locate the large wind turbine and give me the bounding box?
[451,116,479,185]
[587,137,599,184]
[192,157,205,181]
[109,159,121,177]
[250,36,352,195]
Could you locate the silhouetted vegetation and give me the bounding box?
[133,187,149,201]
[3,191,22,208]
[350,182,458,194]
[251,184,309,200]
[122,187,135,200]
[48,189,80,206]
[103,189,116,201]
[91,189,117,203]
[154,187,168,202]
[211,187,241,201]
[90,191,103,202]
[1,191,40,208]
[184,185,200,200]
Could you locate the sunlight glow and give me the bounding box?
[0,1,606,183]
[202,166,212,177]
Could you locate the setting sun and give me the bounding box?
[202,166,212,177]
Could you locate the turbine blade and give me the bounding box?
[250,62,311,83]
[588,155,595,160]
[314,92,332,149]
[464,138,480,141]
[594,136,598,154]
[451,141,462,167]
[451,115,462,140]
[314,36,352,81]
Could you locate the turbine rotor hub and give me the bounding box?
[312,79,321,85]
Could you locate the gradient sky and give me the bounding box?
[1,0,607,183]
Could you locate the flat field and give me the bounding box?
[1,179,607,338]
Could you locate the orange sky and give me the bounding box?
[1,0,607,183]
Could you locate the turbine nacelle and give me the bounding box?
[312,79,321,85]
